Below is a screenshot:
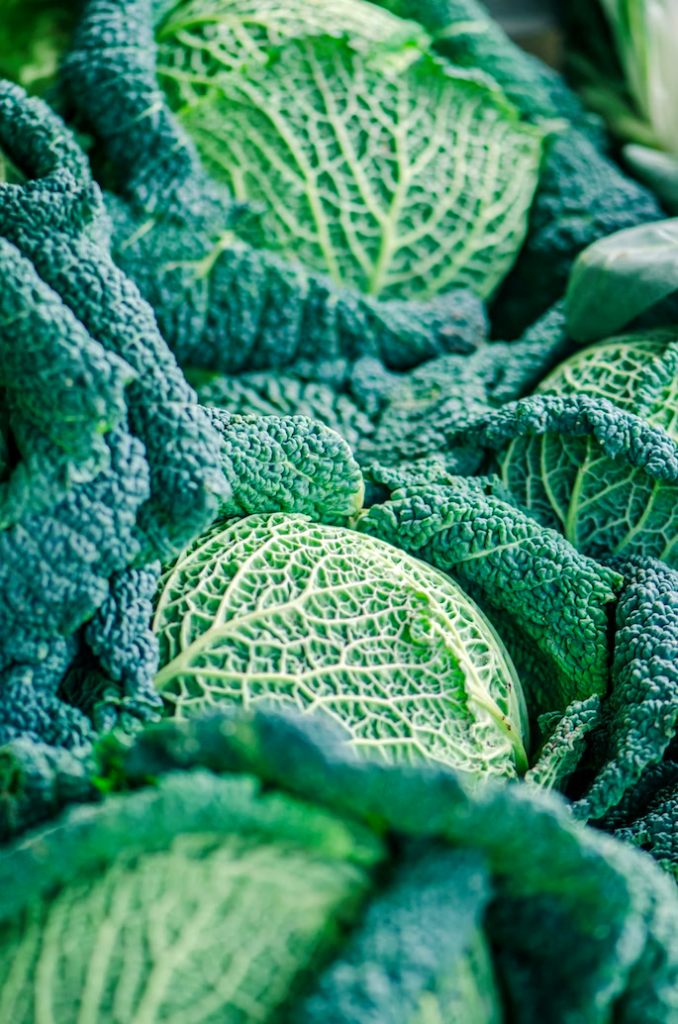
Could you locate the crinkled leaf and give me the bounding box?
[208,409,365,521]
[615,780,678,878]
[0,236,134,526]
[197,369,375,454]
[574,557,678,822]
[598,761,678,833]
[358,478,621,713]
[153,513,528,778]
[566,218,678,343]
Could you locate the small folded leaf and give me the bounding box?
[457,393,678,568]
[525,696,601,793]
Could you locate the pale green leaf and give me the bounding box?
[508,334,678,565]
[566,218,678,342]
[536,327,678,434]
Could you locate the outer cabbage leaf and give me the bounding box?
[0,423,150,727]
[0,81,227,565]
[197,366,374,453]
[60,563,164,736]
[159,2,543,301]
[358,478,622,714]
[153,513,528,778]
[208,408,365,521]
[299,845,501,1024]
[598,762,678,832]
[0,82,223,746]
[573,557,678,822]
[376,0,591,127]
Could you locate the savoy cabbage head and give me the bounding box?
[156,0,543,303]
[153,513,529,780]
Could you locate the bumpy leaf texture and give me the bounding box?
[573,556,678,822]
[157,0,542,301]
[208,407,365,522]
[0,81,229,751]
[153,513,528,778]
[358,477,621,716]
[196,364,376,453]
[615,778,678,878]
[61,0,489,373]
[0,236,132,526]
[525,695,602,792]
[0,81,227,565]
[195,301,571,484]
[357,301,571,473]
